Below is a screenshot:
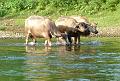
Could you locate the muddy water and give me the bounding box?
[0,37,120,81]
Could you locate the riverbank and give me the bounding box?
[97,27,120,37]
[0,31,24,39]
[0,27,120,39]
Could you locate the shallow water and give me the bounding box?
[0,37,120,81]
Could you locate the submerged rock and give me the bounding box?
[27,42,36,46]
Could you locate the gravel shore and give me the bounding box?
[0,31,25,39]
[0,27,120,39]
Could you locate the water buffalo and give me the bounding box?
[70,16,98,36]
[70,16,89,24]
[25,16,66,46]
[55,17,87,45]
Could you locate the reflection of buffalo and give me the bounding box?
[55,17,87,45]
[25,16,66,46]
[70,16,98,36]
[25,45,51,53]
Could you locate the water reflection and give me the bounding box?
[25,46,52,54]
[65,45,80,51]
[24,46,53,81]
[24,45,98,81]
[0,39,120,81]
[25,45,81,54]
[23,44,120,81]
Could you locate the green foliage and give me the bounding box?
[0,25,6,30]
[0,0,38,17]
[0,0,120,17]
[0,2,8,17]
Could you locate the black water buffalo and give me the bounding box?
[70,16,98,36]
[55,17,88,45]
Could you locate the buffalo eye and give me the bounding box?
[81,22,88,28]
[75,25,79,28]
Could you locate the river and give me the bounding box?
[0,37,120,81]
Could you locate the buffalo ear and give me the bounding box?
[91,22,98,26]
[94,22,98,25]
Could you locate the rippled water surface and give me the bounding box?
[0,37,120,81]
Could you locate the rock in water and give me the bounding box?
[27,42,36,46]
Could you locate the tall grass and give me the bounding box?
[89,3,120,28]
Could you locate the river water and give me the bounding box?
[0,37,120,81]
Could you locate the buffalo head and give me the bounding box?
[87,22,98,34]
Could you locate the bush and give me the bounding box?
[0,2,8,17]
[0,0,120,17]
[0,0,38,15]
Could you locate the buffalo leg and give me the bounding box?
[44,38,52,46]
[77,35,80,45]
[44,40,48,46]
[57,36,68,45]
[48,38,52,46]
[67,34,72,45]
[74,37,77,45]
[26,33,30,44]
[32,36,36,43]
[62,34,69,45]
